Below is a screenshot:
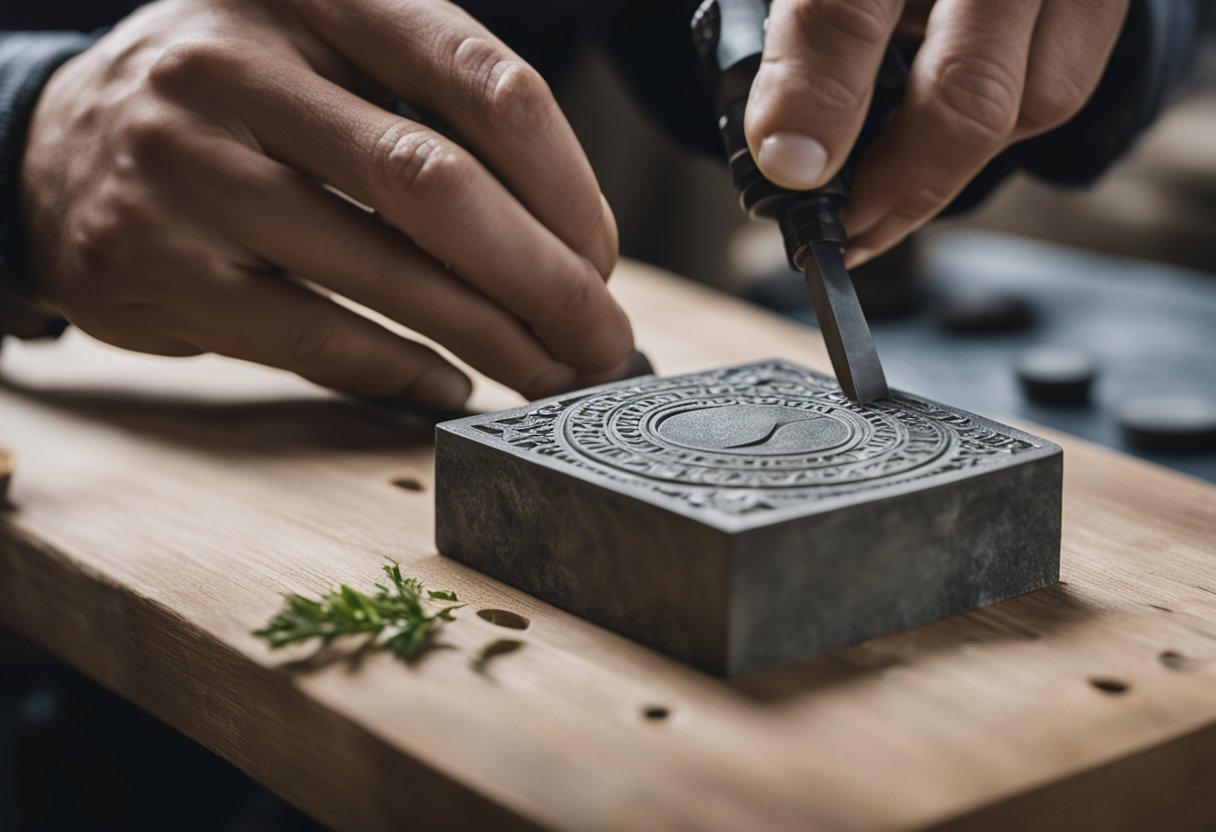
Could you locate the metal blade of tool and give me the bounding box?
[692,0,905,405]
[803,243,890,403]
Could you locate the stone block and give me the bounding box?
[435,361,1062,675]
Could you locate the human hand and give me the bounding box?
[22,0,632,409]
[744,0,1130,266]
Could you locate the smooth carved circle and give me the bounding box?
[656,404,852,456]
[557,372,955,490]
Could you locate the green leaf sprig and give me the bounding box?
[254,563,464,662]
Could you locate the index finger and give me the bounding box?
[203,56,633,376]
[844,0,1042,261]
[293,0,618,279]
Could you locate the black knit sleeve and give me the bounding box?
[0,31,96,338]
[0,0,136,339]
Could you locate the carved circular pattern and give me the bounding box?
[558,372,956,489]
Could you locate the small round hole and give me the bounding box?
[1090,677,1130,695]
[1159,650,1189,671]
[391,477,425,492]
[477,609,530,630]
[641,705,670,721]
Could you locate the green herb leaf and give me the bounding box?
[254,563,462,663]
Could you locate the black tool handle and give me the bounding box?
[691,0,906,267]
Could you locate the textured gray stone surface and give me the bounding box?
[435,361,1062,675]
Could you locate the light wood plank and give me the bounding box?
[1,260,1214,831]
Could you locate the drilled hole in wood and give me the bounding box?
[1159,651,1189,671]
[641,705,670,721]
[1090,677,1130,695]
[390,477,425,492]
[477,609,530,630]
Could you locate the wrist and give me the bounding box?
[0,31,97,340]
[0,267,66,340]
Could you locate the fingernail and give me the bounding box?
[757,132,829,190]
[407,366,471,411]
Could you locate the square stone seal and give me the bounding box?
[435,361,1062,675]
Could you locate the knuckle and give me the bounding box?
[374,123,470,199]
[287,313,342,371]
[755,59,866,117]
[812,70,869,115]
[484,62,551,133]
[124,110,183,161]
[929,54,1022,143]
[72,193,150,274]
[61,187,217,332]
[454,36,552,133]
[148,39,246,93]
[788,0,893,46]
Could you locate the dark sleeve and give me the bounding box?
[592,0,1208,215]
[0,2,134,339]
[0,30,97,338]
[591,0,720,158]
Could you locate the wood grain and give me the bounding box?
[1,260,1214,831]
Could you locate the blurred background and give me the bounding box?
[560,42,1216,483]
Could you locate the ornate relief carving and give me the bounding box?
[472,362,1039,516]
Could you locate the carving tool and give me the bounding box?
[691,0,905,404]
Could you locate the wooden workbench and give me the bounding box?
[1,261,1214,831]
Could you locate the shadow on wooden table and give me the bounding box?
[0,378,447,456]
[727,582,1100,702]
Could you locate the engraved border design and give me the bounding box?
[468,361,1042,517]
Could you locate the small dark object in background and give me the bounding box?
[1116,393,1216,452]
[1015,347,1098,405]
[935,290,1037,334]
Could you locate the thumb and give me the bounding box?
[744,0,903,190]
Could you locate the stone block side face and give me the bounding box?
[725,450,1063,675]
[436,428,734,672]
